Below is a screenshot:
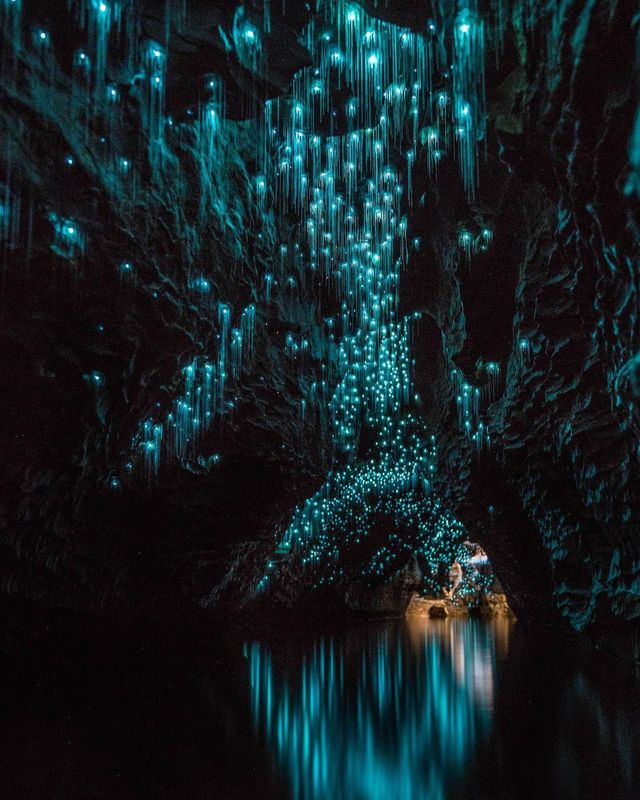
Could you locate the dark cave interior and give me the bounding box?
[0,0,639,796]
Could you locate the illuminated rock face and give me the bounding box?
[0,1,638,658]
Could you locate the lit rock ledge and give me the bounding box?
[406,593,516,619]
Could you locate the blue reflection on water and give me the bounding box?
[247,618,512,800]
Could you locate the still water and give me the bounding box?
[246,619,508,800]
[1,615,639,799]
[245,618,639,800]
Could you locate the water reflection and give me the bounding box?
[247,619,512,800]
[549,671,639,800]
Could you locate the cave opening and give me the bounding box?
[1,0,639,797]
[405,539,515,620]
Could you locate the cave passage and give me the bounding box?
[405,540,515,619]
[1,0,639,797]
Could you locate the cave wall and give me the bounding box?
[0,0,638,657]
[392,0,639,650]
[460,0,640,649]
[0,0,333,609]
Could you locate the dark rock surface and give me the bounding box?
[470,0,640,656]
